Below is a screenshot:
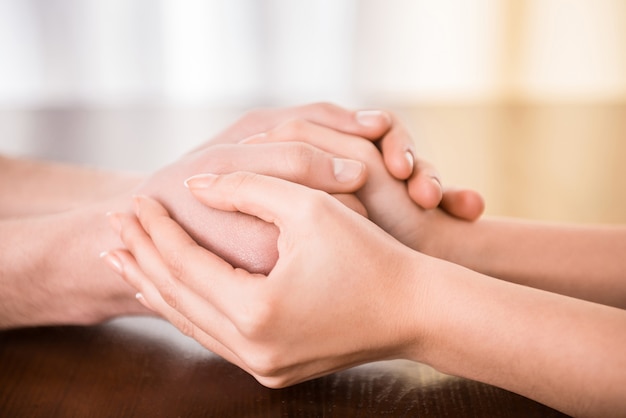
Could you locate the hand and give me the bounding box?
[135,142,367,274]
[375,110,484,221]
[239,119,466,255]
[104,172,429,388]
[196,102,484,221]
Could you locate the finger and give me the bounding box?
[201,142,367,192]
[248,103,392,141]
[184,171,333,232]
[206,103,391,147]
[440,188,486,221]
[130,196,249,304]
[114,202,260,359]
[166,141,367,203]
[405,159,444,210]
[101,248,246,369]
[285,103,392,140]
[240,118,378,164]
[377,120,417,181]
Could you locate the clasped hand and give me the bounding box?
[102,103,482,386]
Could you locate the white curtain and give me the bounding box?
[0,0,625,108]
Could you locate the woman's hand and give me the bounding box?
[103,173,430,388]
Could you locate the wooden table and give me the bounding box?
[1,317,569,417]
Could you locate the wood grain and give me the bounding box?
[0,317,570,417]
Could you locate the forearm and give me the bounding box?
[424,212,626,308]
[0,154,143,218]
[0,197,146,329]
[415,256,626,417]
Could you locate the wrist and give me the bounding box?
[415,209,487,274]
[54,196,150,324]
[0,194,148,329]
[391,249,442,364]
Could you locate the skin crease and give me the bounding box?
[0,103,484,329]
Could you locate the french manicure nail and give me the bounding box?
[333,158,364,182]
[184,173,219,189]
[405,150,415,173]
[100,251,123,275]
[355,110,390,127]
[135,292,154,311]
[239,132,267,144]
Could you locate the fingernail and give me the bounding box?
[135,292,154,311]
[132,195,148,217]
[333,158,364,182]
[100,251,123,275]
[239,132,267,144]
[355,110,390,127]
[404,151,415,173]
[184,173,219,189]
[107,212,121,234]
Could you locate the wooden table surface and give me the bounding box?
[0,317,569,417]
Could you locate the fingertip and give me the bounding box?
[332,157,365,183]
[354,109,392,138]
[355,109,391,127]
[407,175,443,210]
[440,189,485,221]
[184,173,219,190]
[382,149,415,181]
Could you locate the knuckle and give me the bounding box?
[243,348,286,383]
[300,188,332,216]
[166,250,187,281]
[276,118,308,139]
[233,300,274,340]
[282,143,317,181]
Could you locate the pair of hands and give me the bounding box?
[103,103,483,386]
[134,103,483,273]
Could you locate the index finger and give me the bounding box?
[184,171,331,232]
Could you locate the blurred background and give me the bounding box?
[1,0,625,222]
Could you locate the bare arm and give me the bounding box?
[0,154,142,218]
[422,213,626,309]
[0,202,144,328]
[420,256,626,417]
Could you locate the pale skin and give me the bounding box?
[102,129,626,417]
[0,103,482,329]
